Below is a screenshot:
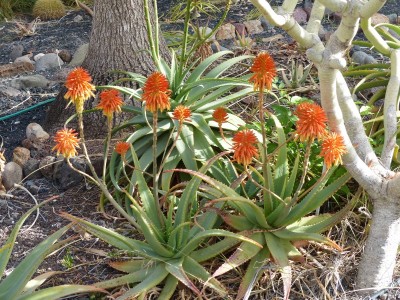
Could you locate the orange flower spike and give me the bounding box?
[115,141,130,156]
[249,52,277,92]
[173,105,191,123]
[232,129,259,166]
[213,107,228,126]
[52,128,80,159]
[97,89,123,118]
[320,132,347,169]
[142,72,171,113]
[64,67,96,113]
[295,102,328,142]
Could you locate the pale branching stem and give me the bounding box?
[306,0,325,35]
[291,142,312,205]
[360,0,388,19]
[318,0,347,12]
[280,0,298,14]
[360,19,390,56]
[318,67,382,196]
[249,0,286,27]
[381,49,400,168]
[336,72,381,167]
[103,117,112,183]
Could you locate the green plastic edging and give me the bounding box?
[0,98,56,122]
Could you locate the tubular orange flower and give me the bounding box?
[320,132,347,169]
[97,89,123,118]
[64,67,96,113]
[249,52,277,91]
[213,107,228,126]
[172,105,191,123]
[142,72,171,113]
[232,129,259,166]
[52,128,80,159]
[115,141,130,156]
[295,102,328,142]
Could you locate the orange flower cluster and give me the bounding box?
[249,52,277,92]
[64,67,95,113]
[295,102,328,142]
[213,107,228,126]
[97,89,123,118]
[142,72,171,113]
[232,129,259,166]
[173,105,191,123]
[320,132,347,169]
[52,128,80,159]
[115,141,130,156]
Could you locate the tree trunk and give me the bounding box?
[45,0,170,134]
[356,197,400,294]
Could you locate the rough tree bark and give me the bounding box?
[249,0,400,296]
[46,0,170,133]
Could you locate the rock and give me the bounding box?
[197,26,215,41]
[26,123,50,142]
[58,50,72,63]
[39,156,56,179]
[2,162,23,190]
[24,180,41,194]
[293,7,308,25]
[0,85,21,97]
[0,61,34,78]
[69,43,89,66]
[352,51,377,65]
[371,13,389,26]
[387,13,398,24]
[35,53,64,71]
[10,75,50,90]
[74,15,83,22]
[23,158,42,180]
[9,45,24,62]
[34,53,45,62]
[232,23,247,37]
[14,54,34,64]
[243,20,263,35]
[215,23,236,40]
[260,17,273,30]
[53,157,86,190]
[211,42,229,53]
[13,147,30,167]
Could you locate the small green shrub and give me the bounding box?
[32,0,66,20]
[0,0,35,20]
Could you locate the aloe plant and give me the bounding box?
[175,113,353,299]
[0,200,106,300]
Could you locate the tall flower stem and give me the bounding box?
[152,112,159,201]
[103,117,112,184]
[291,142,312,205]
[259,91,272,214]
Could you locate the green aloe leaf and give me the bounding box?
[192,237,240,263]
[16,285,107,300]
[115,264,169,300]
[22,271,63,294]
[206,55,253,78]
[0,225,74,299]
[213,232,264,277]
[157,274,179,299]
[109,259,149,273]
[95,268,155,289]
[165,258,201,296]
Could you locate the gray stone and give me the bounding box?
[371,13,389,26]
[58,50,72,63]
[260,17,273,30]
[53,157,86,190]
[14,54,34,64]
[69,43,89,66]
[23,158,42,179]
[352,51,377,65]
[26,123,50,142]
[2,162,23,190]
[24,180,41,194]
[387,14,398,24]
[0,85,21,97]
[293,7,308,25]
[233,23,247,37]
[35,53,64,71]
[13,147,30,167]
[10,75,50,90]
[34,53,45,62]
[74,15,83,22]
[197,27,215,41]
[215,23,236,40]
[39,156,56,179]
[243,20,263,35]
[9,45,24,62]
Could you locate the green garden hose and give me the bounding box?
[0,98,56,122]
